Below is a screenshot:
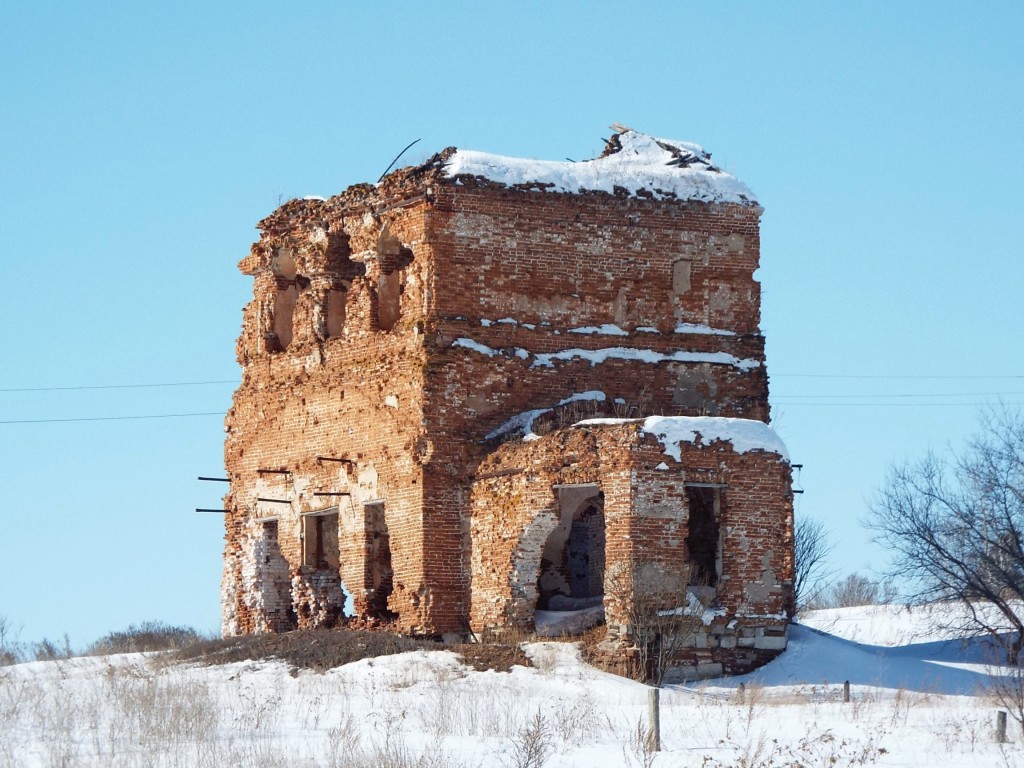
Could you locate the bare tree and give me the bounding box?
[793,515,835,612]
[0,615,23,666]
[605,562,706,685]
[867,406,1024,659]
[828,573,889,608]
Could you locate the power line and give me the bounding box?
[770,403,1024,409]
[8,374,1021,393]
[774,373,1024,380]
[0,412,224,425]
[0,380,238,393]
[2,399,1020,425]
[774,391,1024,400]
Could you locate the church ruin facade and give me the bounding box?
[221,129,794,678]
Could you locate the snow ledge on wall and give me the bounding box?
[576,415,789,462]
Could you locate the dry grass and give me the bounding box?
[174,627,531,673]
[175,628,436,671]
[88,621,208,655]
[451,642,530,672]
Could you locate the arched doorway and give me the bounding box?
[537,486,605,609]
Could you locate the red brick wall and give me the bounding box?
[224,161,787,650]
[223,197,437,634]
[468,421,792,675]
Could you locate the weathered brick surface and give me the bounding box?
[469,423,792,674]
[222,133,793,675]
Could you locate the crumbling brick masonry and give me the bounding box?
[221,129,794,678]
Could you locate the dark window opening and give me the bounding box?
[270,275,311,352]
[326,287,347,339]
[377,271,402,332]
[685,486,721,586]
[262,519,278,565]
[314,515,328,568]
[566,501,606,599]
[375,228,413,333]
[271,283,297,351]
[364,502,395,619]
[302,510,339,570]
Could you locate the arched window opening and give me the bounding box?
[375,227,414,333]
[326,287,347,339]
[537,487,605,611]
[270,275,310,352]
[271,284,297,350]
[271,249,298,280]
[377,271,402,332]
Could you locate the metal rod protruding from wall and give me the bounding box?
[256,498,291,504]
[313,492,352,497]
[316,456,354,465]
[257,468,291,475]
[195,508,229,513]
[198,476,230,482]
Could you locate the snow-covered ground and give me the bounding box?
[2,606,1022,767]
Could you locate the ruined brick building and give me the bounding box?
[221,128,794,678]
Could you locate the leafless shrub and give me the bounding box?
[0,615,25,665]
[988,648,1024,735]
[104,665,220,751]
[624,717,658,768]
[506,710,554,768]
[826,573,895,608]
[32,634,74,661]
[418,680,462,736]
[87,621,208,655]
[702,726,886,767]
[553,690,600,744]
[365,732,473,768]
[930,708,984,753]
[463,683,518,737]
[613,386,652,419]
[326,710,364,767]
[605,561,705,684]
[740,682,766,733]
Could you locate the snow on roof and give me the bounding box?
[576,415,789,462]
[443,129,757,205]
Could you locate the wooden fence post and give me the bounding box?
[647,687,661,752]
[997,710,1008,744]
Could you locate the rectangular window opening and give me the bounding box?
[302,508,340,570]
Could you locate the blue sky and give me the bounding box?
[2,2,1022,646]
